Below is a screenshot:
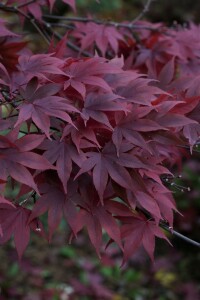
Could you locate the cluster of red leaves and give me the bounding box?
[0,2,200,264]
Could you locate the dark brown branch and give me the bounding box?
[0,3,93,57]
[43,14,162,32]
[140,208,200,248]
[0,3,50,45]
[49,23,75,30]
[160,223,200,248]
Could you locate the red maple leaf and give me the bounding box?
[72,185,123,257]
[75,142,148,202]
[28,181,79,240]
[17,53,65,81]
[0,131,53,192]
[120,213,170,264]
[73,22,124,56]
[15,78,78,138]
[0,205,44,259]
[82,93,128,129]
[63,57,121,98]
[40,138,85,193]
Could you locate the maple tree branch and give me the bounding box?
[49,23,75,30]
[43,14,162,32]
[0,3,50,45]
[132,0,154,24]
[0,3,93,57]
[42,21,93,57]
[139,208,200,248]
[160,223,200,248]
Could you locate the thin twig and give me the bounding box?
[49,23,75,30]
[161,223,200,248]
[0,3,92,56]
[132,0,154,24]
[43,21,93,57]
[0,3,50,45]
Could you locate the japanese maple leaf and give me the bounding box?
[17,53,65,81]
[82,93,128,129]
[135,191,162,221]
[73,22,124,56]
[0,19,18,37]
[0,206,44,259]
[62,120,101,152]
[0,39,27,72]
[112,111,164,155]
[0,132,53,193]
[116,78,167,106]
[155,113,197,128]
[15,79,78,138]
[5,1,42,20]
[72,185,123,257]
[75,142,146,202]
[40,139,85,193]
[48,34,68,59]
[120,214,170,264]
[145,180,178,226]
[63,57,120,98]
[28,182,79,240]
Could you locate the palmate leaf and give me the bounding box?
[17,54,65,81]
[0,133,53,193]
[73,22,124,56]
[82,93,128,129]
[40,139,85,193]
[28,181,79,240]
[63,57,122,98]
[0,39,27,73]
[2,9,200,264]
[120,214,170,265]
[0,205,45,259]
[62,121,101,152]
[75,142,148,203]
[15,79,79,138]
[72,185,123,257]
[75,152,133,203]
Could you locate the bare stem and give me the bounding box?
[161,223,200,248]
[0,3,50,45]
[132,0,154,24]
